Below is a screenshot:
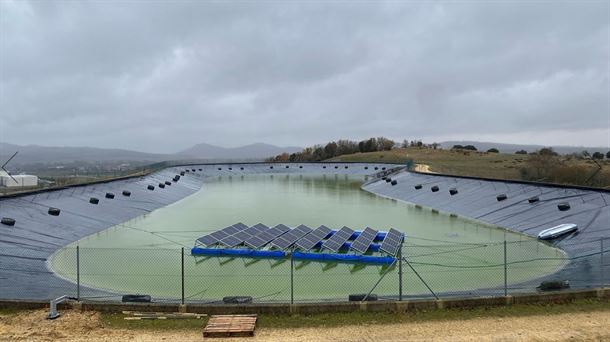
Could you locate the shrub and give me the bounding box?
[487,148,499,153]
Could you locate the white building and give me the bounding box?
[0,170,38,187]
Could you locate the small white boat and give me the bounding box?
[537,223,578,240]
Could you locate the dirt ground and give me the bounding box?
[1,309,609,342]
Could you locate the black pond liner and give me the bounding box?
[218,168,222,171]
[381,176,387,180]
[299,166,303,168]
[431,185,439,192]
[558,202,571,211]
[528,196,540,203]
[345,166,348,169]
[147,185,155,190]
[122,190,131,197]
[48,208,61,216]
[180,171,185,176]
[158,183,165,188]
[185,169,189,173]
[415,184,423,190]
[270,166,274,169]
[105,193,115,199]
[385,178,392,183]
[191,169,196,172]
[1,217,16,226]
[335,166,338,169]
[323,166,327,169]
[89,197,99,204]
[449,188,458,195]
[240,167,244,170]
[381,167,386,170]
[374,167,378,170]
[497,194,508,201]
[228,167,232,170]
[165,181,171,185]
[364,166,368,170]
[391,180,398,186]
[199,169,202,171]
[286,165,289,168]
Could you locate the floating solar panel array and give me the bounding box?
[196,222,248,246]
[321,226,354,252]
[244,224,291,249]
[379,228,404,257]
[192,223,403,264]
[350,227,378,254]
[294,225,332,250]
[271,224,312,249]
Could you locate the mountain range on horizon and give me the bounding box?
[0,140,608,166]
[0,142,303,166]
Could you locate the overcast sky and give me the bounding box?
[1,1,609,153]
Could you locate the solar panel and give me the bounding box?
[350,227,378,254]
[219,224,269,247]
[196,223,248,246]
[244,224,291,249]
[270,224,312,249]
[380,228,403,256]
[322,226,355,252]
[294,225,332,251]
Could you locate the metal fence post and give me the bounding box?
[504,240,508,296]
[76,245,80,301]
[398,245,403,301]
[601,238,605,288]
[290,248,294,305]
[181,247,185,305]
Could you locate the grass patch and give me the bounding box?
[100,313,208,330]
[98,298,610,331]
[0,307,22,316]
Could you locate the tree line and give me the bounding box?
[267,137,396,162]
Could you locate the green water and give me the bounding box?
[50,174,566,301]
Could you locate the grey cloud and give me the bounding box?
[0,1,608,153]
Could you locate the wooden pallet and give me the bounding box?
[203,314,257,338]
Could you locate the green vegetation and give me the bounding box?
[97,298,610,330]
[330,147,610,188]
[268,137,396,162]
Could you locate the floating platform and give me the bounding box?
[192,223,403,265]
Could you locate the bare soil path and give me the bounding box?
[1,309,609,342]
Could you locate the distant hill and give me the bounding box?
[439,141,609,155]
[0,142,173,166]
[177,142,302,159]
[0,142,303,166]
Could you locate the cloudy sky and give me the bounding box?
[1,1,609,153]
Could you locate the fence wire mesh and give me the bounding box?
[2,237,608,303]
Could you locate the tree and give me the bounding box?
[607,151,610,159]
[592,152,604,160]
[452,144,464,150]
[487,148,499,153]
[324,142,338,158]
[515,150,528,155]
[463,145,477,151]
[538,147,558,156]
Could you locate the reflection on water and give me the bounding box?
[50,174,566,300]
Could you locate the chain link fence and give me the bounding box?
[4,237,608,304]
